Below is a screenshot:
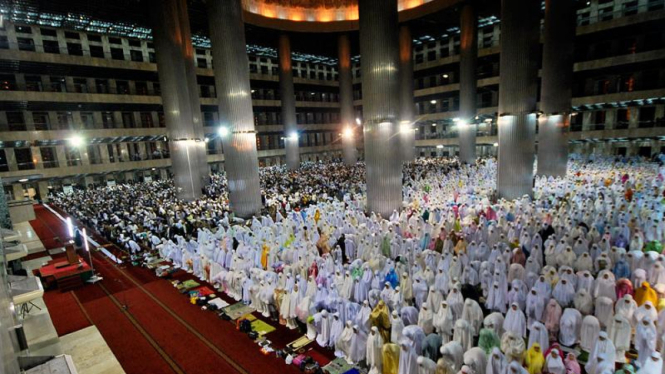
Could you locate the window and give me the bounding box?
[116,80,130,95]
[43,40,60,53]
[40,28,57,37]
[0,36,8,49]
[110,48,124,60]
[0,150,7,172]
[128,39,141,47]
[203,112,215,127]
[102,112,115,128]
[65,146,81,166]
[149,52,156,63]
[73,78,88,93]
[14,25,32,34]
[95,79,109,93]
[64,31,80,40]
[67,43,83,56]
[17,38,35,51]
[33,112,49,130]
[25,75,42,92]
[80,112,94,128]
[87,145,102,164]
[130,50,143,62]
[0,74,16,90]
[197,58,207,68]
[135,81,148,95]
[40,147,58,168]
[196,49,206,55]
[90,45,104,58]
[140,112,154,127]
[87,34,102,42]
[122,112,135,128]
[7,112,25,131]
[640,107,656,127]
[153,83,161,95]
[15,148,34,170]
[50,76,66,92]
[56,112,73,130]
[109,37,122,44]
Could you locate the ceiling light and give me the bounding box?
[436,145,444,149]
[430,100,437,104]
[68,135,84,147]
[18,178,28,183]
[218,127,229,137]
[442,74,449,78]
[343,127,353,138]
[493,143,499,147]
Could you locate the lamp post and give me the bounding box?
[81,228,103,283]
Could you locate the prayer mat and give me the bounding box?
[207,298,229,310]
[222,302,255,320]
[181,280,200,289]
[193,286,215,297]
[286,335,313,351]
[322,357,354,374]
[307,349,332,366]
[250,319,275,336]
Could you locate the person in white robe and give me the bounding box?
[366,327,384,374]
[462,299,485,337]
[329,313,344,353]
[615,294,638,328]
[483,312,505,337]
[580,315,601,352]
[594,296,615,329]
[434,301,455,342]
[573,289,594,316]
[349,325,367,364]
[418,305,434,335]
[505,361,529,374]
[545,349,566,374]
[418,356,438,374]
[391,310,405,344]
[440,341,465,372]
[586,332,616,374]
[607,314,631,362]
[503,303,526,338]
[398,338,419,374]
[527,322,549,353]
[635,317,657,368]
[336,320,354,359]
[454,318,474,352]
[558,308,582,348]
[636,352,662,374]
[315,310,332,347]
[464,347,487,374]
[486,348,507,374]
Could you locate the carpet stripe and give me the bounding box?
[70,291,94,326]
[97,282,186,374]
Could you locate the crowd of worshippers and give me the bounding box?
[51,156,665,374]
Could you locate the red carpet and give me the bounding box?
[32,204,337,374]
[41,291,92,336]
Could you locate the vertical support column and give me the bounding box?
[207,0,262,218]
[278,34,299,170]
[338,34,357,165]
[496,0,540,199]
[359,0,403,217]
[458,3,478,164]
[398,25,416,163]
[176,0,210,184]
[150,0,202,201]
[537,0,576,177]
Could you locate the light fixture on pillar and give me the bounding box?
[355,118,361,125]
[343,127,354,138]
[218,126,229,137]
[81,228,103,283]
[66,217,74,239]
[493,143,499,147]
[68,135,84,147]
[288,131,299,140]
[436,145,444,149]
[399,121,412,133]
[204,137,210,143]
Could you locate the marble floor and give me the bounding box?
[59,326,125,374]
[12,216,124,374]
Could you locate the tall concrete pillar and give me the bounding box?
[176,0,210,184]
[537,0,576,177]
[150,0,202,201]
[207,0,262,218]
[496,0,540,200]
[359,0,403,217]
[278,34,299,170]
[398,25,416,163]
[458,3,478,164]
[338,34,357,165]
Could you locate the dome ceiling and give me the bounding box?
[241,0,456,31]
